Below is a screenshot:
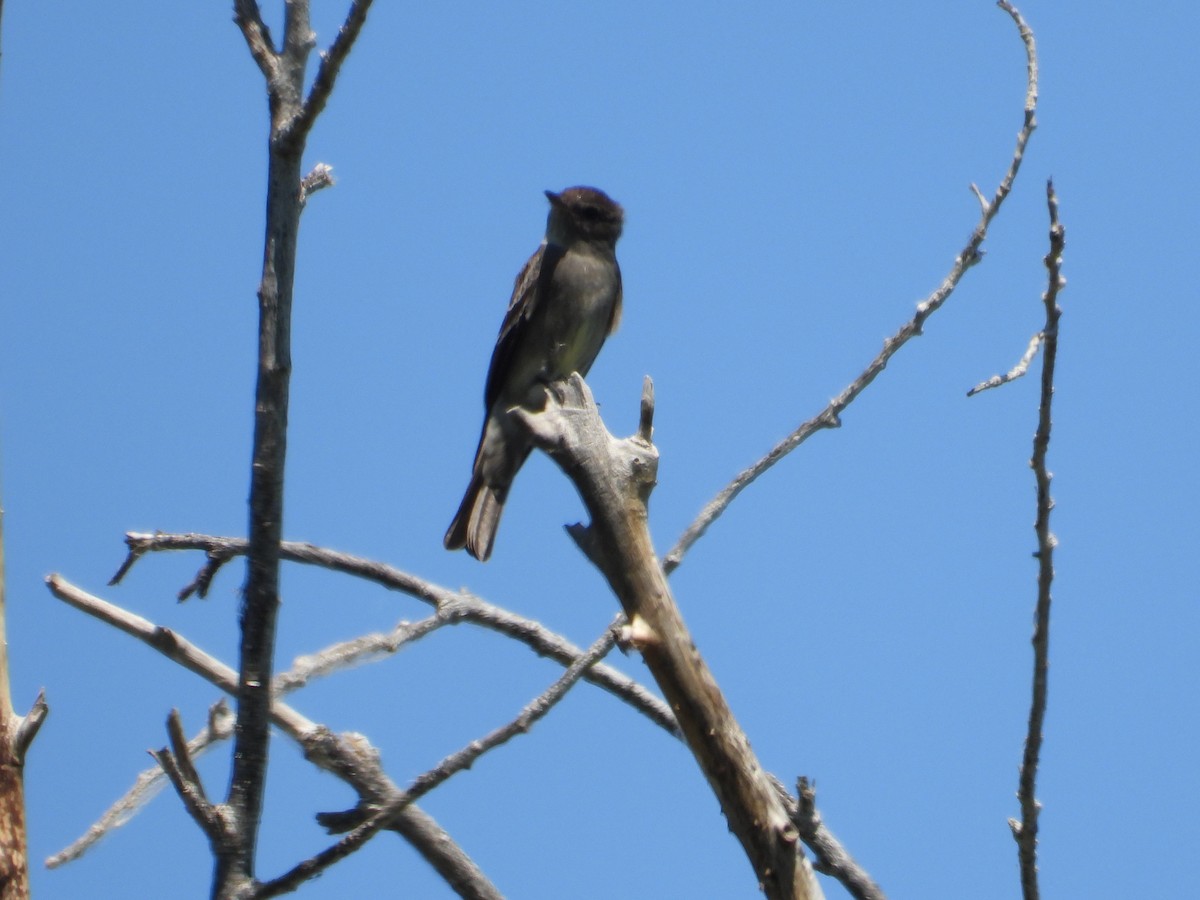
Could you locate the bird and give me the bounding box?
[444,186,625,561]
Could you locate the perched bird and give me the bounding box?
[444,186,625,561]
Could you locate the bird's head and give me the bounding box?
[545,186,624,248]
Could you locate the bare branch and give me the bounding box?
[969,182,990,215]
[386,806,503,900]
[61,608,417,864]
[232,0,278,82]
[48,607,423,868]
[165,709,206,802]
[116,531,680,736]
[47,701,233,868]
[411,616,619,796]
[111,534,240,599]
[792,777,884,900]
[274,615,444,693]
[107,542,143,587]
[46,575,315,741]
[299,162,336,207]
[46,575,502,897]
[967,331,1042,396]
[49,617,445,866]
[47,614,444,866]
[289,1,374,144]
[638,375,655,443]
[519,375,822,900]
[0,493,36,898]
[12,690,48,766]
[255,620,620,899]
[663,1,1040,574]
[150,710,230,847]
[225,0,373,887]
[1010,178,1064,900]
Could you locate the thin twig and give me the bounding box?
[165,709,206,802]
[115,532,680,737]
[150,710,229,846]
[287,0,374,145]
[792,778,884,900]
[967,331,1042,396]
[274,615,444,693]
[407,617,619,799]
[1009,178,1064,900]
[638,375,655,443]
[47,701,234,868]
[254,619,620,899]
[299,162,336,206]
[662,0,1039,574]
[12,690,49,766]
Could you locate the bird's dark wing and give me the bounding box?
[483,240,565,410]
[607,264,623,335]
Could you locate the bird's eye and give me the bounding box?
[581,205,601,220]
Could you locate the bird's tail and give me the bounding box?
[443,472,505,562]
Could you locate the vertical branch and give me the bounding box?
[0,489,46,900]
[1010,180,1065,900]
[225,1,371,895]
[0,497,29,900]
[226,8,309,893]
[228,103,305,899]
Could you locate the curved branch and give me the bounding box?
[663,0,1040,574]
[967,331,1042,396]
[114,531,680,737]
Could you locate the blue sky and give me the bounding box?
[1,2,1196,897]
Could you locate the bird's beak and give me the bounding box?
[544,189,563,207]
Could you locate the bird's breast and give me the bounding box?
[541,249,619,378]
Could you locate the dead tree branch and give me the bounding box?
[0,497,44,900]
[47,701,233,869]
[517,374,824,900]
[47,576,314,739]
[1008,179,1064,900]
[663,0,1040,574]
[224,0,375,893]
[151,710,234,852]
[48,614,442,867]
[46,575,502,900]
[792,777,884,900]
[967,331,1043,396]
[254,620,620,899]
[113,531,679,737]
